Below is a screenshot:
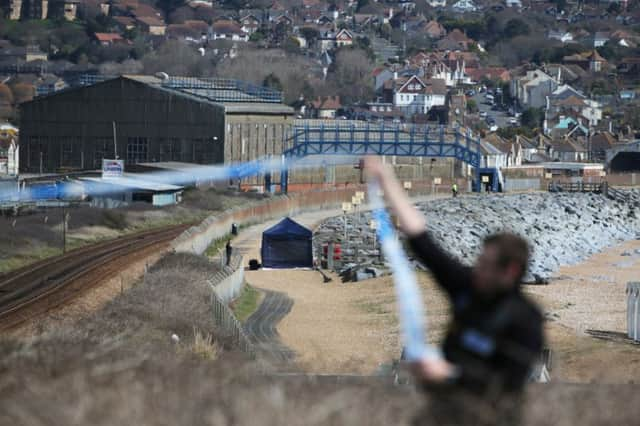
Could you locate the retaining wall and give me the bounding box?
[172,182,467,256]
[207,254,253,353]
[628,282,640,342]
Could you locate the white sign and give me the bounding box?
[351,196,361,206]
[600,171,607,177]
[102,159,124,178]
[403,181,412,190]
[342,202,352,212]
[369,219,377,230]
[481,175,489,183]
[545,173,553,179]
[355,191,365,199]
[433,178,442,185]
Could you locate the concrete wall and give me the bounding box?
[210,255,245,303]
[172,182,469,255]
[628,282,640,342]
[504,178,541,192]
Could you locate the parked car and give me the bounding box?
[509,117,519,126]
[489,124,499,132]
[479,111,487,118]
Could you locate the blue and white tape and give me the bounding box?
[368,181,441,362]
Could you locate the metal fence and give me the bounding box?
[503,178,541,192]
[208,254,253,354]
[628,282,640,342]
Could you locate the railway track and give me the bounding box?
[0,224,190,331]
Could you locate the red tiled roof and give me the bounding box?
[312,96,341,110]
[94,33,124,42]
[212,20,244,35]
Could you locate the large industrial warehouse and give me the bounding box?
[18,75,294,174]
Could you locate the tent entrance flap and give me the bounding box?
[261,217,313,269]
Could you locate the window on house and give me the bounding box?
[127,137,148,164]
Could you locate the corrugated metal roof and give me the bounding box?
[79,175,183,192]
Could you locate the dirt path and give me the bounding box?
[236,198,449,375]
[244,289,295,365]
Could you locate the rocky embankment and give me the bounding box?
[314,191,640,283]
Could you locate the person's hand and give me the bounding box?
[410,358,457,384]
[363,156,390,182]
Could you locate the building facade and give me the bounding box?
[19,76,294,174]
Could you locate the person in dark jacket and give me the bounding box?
[365,157,543,423]
[225,240,232,266]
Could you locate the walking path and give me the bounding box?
[244,289,295,365]
[232,194,449,374]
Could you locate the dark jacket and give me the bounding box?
[408,231,544,394]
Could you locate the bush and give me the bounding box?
[100,210,128,230]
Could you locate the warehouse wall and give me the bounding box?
[19,77,226,173]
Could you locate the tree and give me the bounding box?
[299,27,319,48]
[332,48,374,104]
[262,73,283,92]
[502,19,530,39]
[521,107,543,129]
[607,2,622,14]
[466,99,478,113]
[156,0,186,18]
[554,0,566,13]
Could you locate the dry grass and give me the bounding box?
[190,327,220,360]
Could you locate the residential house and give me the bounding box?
[511,69,559,109]
[63,0,79,20]
[137,16,167,36]
[547,84,602,127]
[451,0,478,13]
[114,16,136,31]
[310,96,342,119]
[587,49,606,72]
[610,30,639,48]
[372,67,394,91]
[436,29,474,51]
[515,135,541,163]
[335,29,354,48]
[466,67,511,83]
[589,131,619,162]
[479,139,508,169]
[392,75,447,117]
[240,14,261,34]
[447,91,467,124]
[167,21,209,43]
[550,137,588,162]
[93,33,126,46]
[210,20,249,41]
[593,31,610,48]
[421,20,447,39]
[548,30,574,43]
[485,133,523,167]
[35,74,67,97]
[426,0,446,7]
[0,123,18,176]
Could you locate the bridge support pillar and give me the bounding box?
[280,169,288,194]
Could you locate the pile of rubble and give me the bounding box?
[314,191,640,283]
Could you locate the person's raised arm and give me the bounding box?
[364,157,426,237]
[364,156,471,298]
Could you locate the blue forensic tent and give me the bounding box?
[261,217,313,268]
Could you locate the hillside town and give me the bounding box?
[2,1,640,423]
[1,0,639,183]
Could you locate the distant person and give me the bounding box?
[225,240,232,266]
[451,183,458,198]
[365,157,543,425]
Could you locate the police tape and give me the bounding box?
[368,181,442,362]
[0,156,359,203]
